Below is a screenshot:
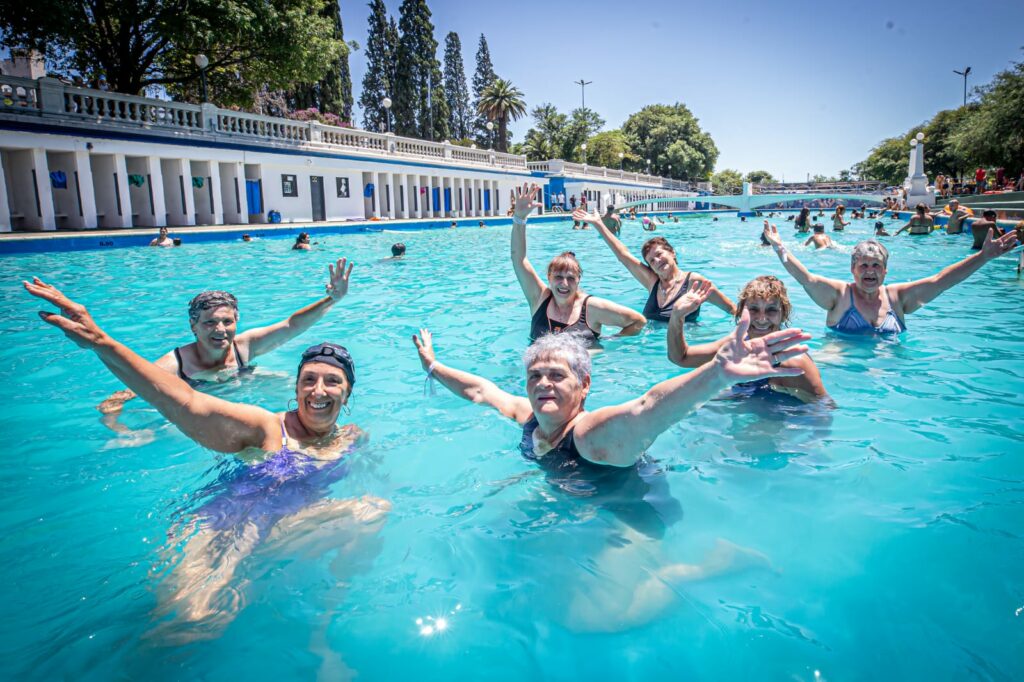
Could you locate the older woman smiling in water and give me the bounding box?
[762,222,1018,335]
[24,277,388,637]
[510,184,646,345]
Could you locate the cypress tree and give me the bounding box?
[289,0,352,120]
[393,0,447,140]
[471,34,497,145]
[442,32,471,141]
[358,0,395,132]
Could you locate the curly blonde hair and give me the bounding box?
[736,276,791,325]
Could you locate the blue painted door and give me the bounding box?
[483,190,490,211]
[432,187,441,211]
[245,179,262,214]
[444,188,451,212]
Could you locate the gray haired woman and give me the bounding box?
[762,222,1018,335]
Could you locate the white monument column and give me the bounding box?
[905,133,934,208]
[72,150,98,228]
[32,148,57,230]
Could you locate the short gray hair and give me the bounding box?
[851,240,889,267]
[188,291,238,324]
[522,333,591,383]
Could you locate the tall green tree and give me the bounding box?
[0,0,344,107]
[622,103,718,179]
[289,0,354,120]
[585,130,634,169]
[442,32,471,140]
[471,34,498,146]
[950,56,1024,175]
[520,103,566,160]
[476,78,526,152]
[745,170,776,184]
[711,169,743,194]
[358,0,396,132]
[392,0,447,140]
[561,108,604,163]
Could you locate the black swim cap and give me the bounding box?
[298,342,355,387]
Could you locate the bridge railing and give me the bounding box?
[754,181,887,194]
[0,75,533,172]
[527,158,688,188]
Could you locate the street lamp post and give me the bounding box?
[645,159,651,176]
[382,97,392,134]
[486,121,494,150]
[953,66,971,107]
[618,151,624,172]
[194,54,209,103]
[581,142,587,166]
[573,78,593,111]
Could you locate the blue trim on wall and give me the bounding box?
[0,119,539,179]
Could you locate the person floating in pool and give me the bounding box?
[510,184,646,345]
[895,203,936,235]
[24,278,389,638]
[874,221,891,237]
[600,204,622,236]
[292,232,312,250]
[762,222,1018,335]
[383,242,406,260]
[98,259,355,424]
[667,275,829,403]
[804,224,835,250]
[574,207,736,323]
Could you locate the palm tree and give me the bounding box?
[476,78,526,153]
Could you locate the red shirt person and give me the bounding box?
[975,167,987,193]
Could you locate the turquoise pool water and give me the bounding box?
[1,214,1022,680]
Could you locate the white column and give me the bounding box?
[31,149,57,230]
[392,173,404,218]
[419,176,428,218]
[386,173,396,219]
[208,162,224,225]
[372,172,382,218]
[69,151,98,229]
[0,156,9,232]
[142,157,167,227]
[110,153,132,228]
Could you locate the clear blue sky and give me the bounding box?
[343,0,1024,179]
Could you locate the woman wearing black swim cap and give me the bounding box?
[23,276,389,636]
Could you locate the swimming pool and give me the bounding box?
[1,213,1022,679]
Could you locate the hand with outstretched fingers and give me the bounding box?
[412,328,436,372]
[763,221,783,248]
[24,277,109,349]
[326,257,354,300]
[713,309,810,382]
[572,207,601,225]
[672,279,713,316]
[511,183,543,221]
[980,228,1019,261]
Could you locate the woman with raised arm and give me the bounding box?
[411,312,809,469]
[894,203,936,236]
[510,184,646,345]
[574,207,736,323]
[667,276,829,403]
[24,277,389,636]
[762,221,1018,335]
[98,258,355,424]
[831,205,850,231]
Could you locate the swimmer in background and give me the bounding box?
[242,234,253,242]
[969,210,1001,250]
[449,221,457,229]
[895,203,936,235]
[292,232,312,250]
[98,259,355,423]
[479,221,486,228]
[667,276,829,403]
[794,207,821,233]
[575,207,736,322]
[831,205,850,231]
[804,224,836,249]
[642,216,656,231]
[25,278,389,639]
[150,226,174,247]
[763,222,1018,335]
[383,243,406,260]
[938,199,971,234]
[874,221,891,237]
[511,185,646,345]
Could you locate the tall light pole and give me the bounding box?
[382,97,392,134]
[573,78,592,111]
[618,151,624,171]
[194,54,209,103]
[581,142,587,166]
[953,66,971,107]
[486,121,494,150]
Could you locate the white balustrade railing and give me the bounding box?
[216,109,310,142]
[316,125,388,153]
[65,88,204,130]
[0,75,40,110]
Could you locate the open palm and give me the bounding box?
[714,310,809,381]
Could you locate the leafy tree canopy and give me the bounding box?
[622,103,718,179]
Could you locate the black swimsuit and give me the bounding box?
[528,294,600,345]
[642,272,698,322]
[173,342,251,385]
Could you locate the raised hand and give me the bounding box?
[24,277,109,349]
[511,183,543,220]
[980,228,1019,261]
[673,279,713,315]
[572,207,600,225]
[412,328,436,371]
[326,257,353,300]
[713,309,809,382]
[762,221,783,248]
